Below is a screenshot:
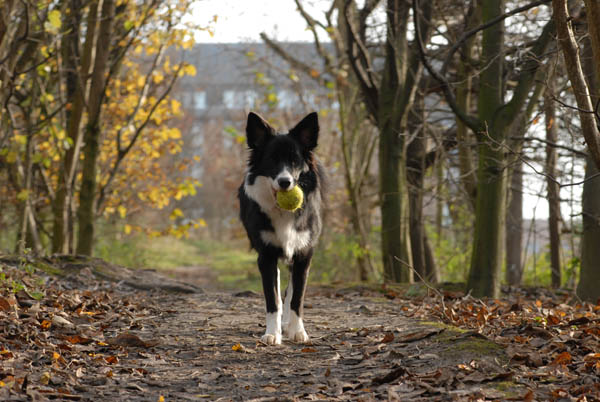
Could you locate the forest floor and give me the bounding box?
[0,255,599,401]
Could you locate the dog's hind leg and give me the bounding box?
[282,276,293,335]
[258,248,282,345]
[287,250,312,343]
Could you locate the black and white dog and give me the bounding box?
[238,112,325,345]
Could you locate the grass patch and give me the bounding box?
[192,240,260,291]
[95,230,261,291]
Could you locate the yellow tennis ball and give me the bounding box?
[276,185,303,211]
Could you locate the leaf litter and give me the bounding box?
[0,258,599,400]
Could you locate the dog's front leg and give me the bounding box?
[287,250,312,343]
[258,248,282,345]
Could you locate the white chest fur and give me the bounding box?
[244,175,310,260]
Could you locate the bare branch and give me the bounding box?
[294,0,333,72]
[553,0,600,169]
[412,0,482,133]
[441,0,551,75]
[342,1,379,118]
[511,135,587,157]
[259,32,328,87]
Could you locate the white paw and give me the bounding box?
[288,327,309,343]
[261,333,282,345]
[287,311,309,343]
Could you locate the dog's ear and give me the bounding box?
[246,112,275,149]
[290,112,319,151]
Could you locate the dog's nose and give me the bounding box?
[278,177,292,190]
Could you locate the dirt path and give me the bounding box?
[57,286,513,401]
[1,258,563,401]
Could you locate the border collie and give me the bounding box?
[238,112,325,345]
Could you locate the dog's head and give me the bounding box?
[245,112,319,194]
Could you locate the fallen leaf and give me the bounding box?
[0,349,14,359]
[546,314,560,325]
[371,366,407,385]
[381,332,394,343]
[64,335,93,345]
[231,343,245,352]
[583,352,600,362]
[568,317,591,326]
[551,351,572,366]
[0,297,11,312]
[462,371,512,383]
[301,347,317,353]
[40,372,50,385]
[397,328,443,342]
[104,356,119,365]
[357,327,370,337]
[52,315,74,328]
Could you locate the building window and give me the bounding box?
[277,90,294,109]
[224,90,257,109]
[193,92,206,109]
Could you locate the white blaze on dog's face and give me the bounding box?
[274,168,294,191]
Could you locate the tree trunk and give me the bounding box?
[435,158,443,244]
[544,81,561,288]
[407,90,438,282]
[14,104,41,254]
[577,156,600,301]
[455,0,480,207]
[337,7,375,281]
[377,0,414,282]
[76,0,115,255]
[505,70,545,287]
[467,0,506,298]
[465,1,553,297]
[576,7,600,301]
[468,135,507,297]
[341,0,434,282]
[408,144,426,280]
[379,118,412,282]
[53,0,96,253]
[348,191,373,282]
[505,161,523,286]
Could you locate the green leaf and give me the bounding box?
[124,20,134,31]
[45,10,62,34]
[224,125,238,137]
[17,190,30,201]
[29,291,45,301]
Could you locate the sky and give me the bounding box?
[193,0,324,43]
[190,0,579,220]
